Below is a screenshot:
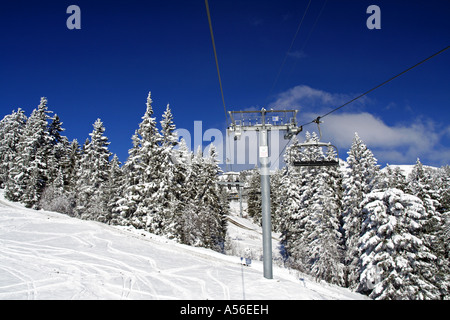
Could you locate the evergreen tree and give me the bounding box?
[0,108,27,187]
[292,132,325,273]
[104,154,123,224]
[270,168,283,232]
[172,138,194,242]
[46,114,70,185]
[6,98,53,208]
[191,144,227,251]
[131,92,164,231]
[160,104,178,149]
[444,211,450,246]
[151,103,179,238]
[114,130,142,225]
[247,167,261,225]
[379,165,407,191]
[179,144,227,251]
[179,146,201,245]
[407,159,449,298]
[66,139,81,193]
[115,93,163,229]
[40,113,72,211]
[75,118,112,221]
[278,133,344,284]
[342,132,380,288]
[407,159,440,213]
[358,189,441,299]
[437,166,450,213]
[278,136,302,267]
[307,145,345,285]
[115,92,182,236]
[39,167,72,215]
[278,169,304,268]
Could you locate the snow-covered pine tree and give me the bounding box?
[171,138,194,242]
[277,136,301,265]
[81,137,89,154]
[358,188,441,299]
[75,118,112,221]
[39,167,72,215]
[178,146,203,246]
[116,92,179,235]
[0,108,27,188]
[438,165,450,213]
[270,168,283,232]
[6,98,54,208]
[307,145,345,285]
[277,167,304,268]
[407,159,440,213]
[438,167,450,295]
[114,130,142,226]
[444,211,450,248]
[379,164,407,191]
[295,134,344,283]
[201,143,228,251]
[293,132,326,272]
[407,159,450,299]
[247,166,261,225]
[179,144,227,251]
[114,93,162,229]
[342,132,380,288]
[103,154,123,224]
[131,93,165,231]
[153,103,179,238]
[65,139,81,194]
[46,114,70,185]
[279,132,343,278]
[38,113,73,214]
[160,104,178,150]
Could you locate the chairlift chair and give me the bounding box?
[289,117,340,167]
[291,141,340,167]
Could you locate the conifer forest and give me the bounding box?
[1,94,449,300]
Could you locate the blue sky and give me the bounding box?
[1,0,449,169]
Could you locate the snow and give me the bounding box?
[226,201,283,263]
[0,190,366,300]
[382,164,437,177]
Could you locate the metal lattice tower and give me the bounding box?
[227,108,302,279]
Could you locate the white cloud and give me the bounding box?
[322,113,436,148]
[305,112,448,165]
[269,84,368,112]
[272,85,450,166]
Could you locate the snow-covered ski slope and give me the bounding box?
[0,191,365,300]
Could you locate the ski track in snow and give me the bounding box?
[0,193,366,300]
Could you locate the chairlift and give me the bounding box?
[291,141,340,167]
[290,117,340,167]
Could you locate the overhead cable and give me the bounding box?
[267,0,313,99]
[300,46,450,127]
[205,0,228,122]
